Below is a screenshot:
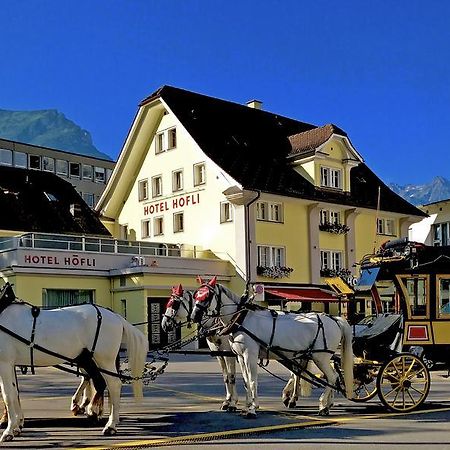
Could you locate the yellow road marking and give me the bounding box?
[75,404,450,450]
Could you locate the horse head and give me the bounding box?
[191,276,218,324]
[161,284,192,332]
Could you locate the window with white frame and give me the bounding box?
[320,250,342,271]
[433,222,450,246]
[320,209,341,225]
[95,167,106,183]
[138,179,149,201]
[56,159,68,176]
[377,218,395,236]
[320,166,342,189]
[154,216,164,236]
[141,219,151,238]
[0,149,12,166]
[14,151,27,168]
[193,163,206,186]
[220,201,233,223]
[172,169,183,192]
[29,155,41,170]
[173,212,184,232]
[82,164,93,180]
[256,201,283,222]
[155,127,177,154]
[257,245,285,267]
[168,128,177,149]
[152,175,163,197]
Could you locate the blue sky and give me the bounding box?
[1,0,449,185]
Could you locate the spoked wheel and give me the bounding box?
[377,353,430,412]
[352,362,379,402]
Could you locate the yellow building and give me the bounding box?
[97,86,427,316]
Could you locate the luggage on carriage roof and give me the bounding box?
[353,313,402,360]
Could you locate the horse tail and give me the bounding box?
[336,317,354,399]
[120,317,148,401]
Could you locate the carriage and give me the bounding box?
[350,238,450,412]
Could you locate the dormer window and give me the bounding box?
[320,167,342,189]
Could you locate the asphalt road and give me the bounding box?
[2,354,450,449]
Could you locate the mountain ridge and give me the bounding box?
[388,176,450,206]
[0,109,112,160]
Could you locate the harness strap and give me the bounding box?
[262,309,278,366]
[90,304,103,355]
[29,306,41,375]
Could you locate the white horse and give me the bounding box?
[0,283,148,442]
[190,277,354,417]
[161,285,239,411]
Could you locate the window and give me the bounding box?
[320,250,342,271]
[141,219,151,238]
[154,216,164,236]
[14,151,27,168]
[172,170,183,192]
[82,164,93,180]
[377,218,395,236]
[138,179,149,201]
[42,289,94,309]
[29,155,41,170]
[168,128,177,149]
[320,166,342,189]
[94,167,106,183]
[120,299,127,319]
[320,209,341,225]
[433,222,450,246]
[152,175,163,197]
[155,132,165,154]
[56,159,68,176]
[438,278,450,317]
[82,192,95,208]
[0,149,12,166]
[220,202,233,223]
[257,245,285,267]
[42,156,54,172]
[69,162,81,177]
[256,201,283,222]
[173,212,184,232]
[193,163,206,186]
[402,277,427,317]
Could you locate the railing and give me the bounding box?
[0,233,182,257]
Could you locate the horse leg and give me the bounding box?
[100,370,122,435]
[0,366,22,441]
[0,406,7,428]
[243,349,259,417]
[71,376,90,415]
[83,379,102,419]
[216,356,232,411]
[236,354,251,415]
[282,374,294,407]
[225,356,238,412]
[314,355,337,416]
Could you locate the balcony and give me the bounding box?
[319,222,350,235]
[257,265,294,279]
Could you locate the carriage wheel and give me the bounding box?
[352,370,378,402]
[376,353,430,412]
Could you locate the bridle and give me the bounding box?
[192,282,227,324]
[163,291,194,329]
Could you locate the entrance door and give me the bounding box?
[147,297,180,350]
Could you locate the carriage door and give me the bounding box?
[147,297,180,350]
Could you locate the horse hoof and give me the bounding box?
[1,433,14,442]
[103,427,117,436]
[245,412,257,419]
[288,401,297,408]
[87,413,99,424]
[13,428,21,437]
[227,406,237,413]
[221,403,229,411]
[318,407,330,416]
[282,397,290,407]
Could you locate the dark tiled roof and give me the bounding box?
[288,124,347,157]
[0,166,111,235]
[146,86,426,217]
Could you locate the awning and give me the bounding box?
[265,288,343,302]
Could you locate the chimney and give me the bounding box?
[246,99,263,110]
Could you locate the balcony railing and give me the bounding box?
[0,233,181,257]
[320,268,352,278]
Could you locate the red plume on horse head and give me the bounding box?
[172,284,183,296]
[208,276,217,287]
[196,275,204,284]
